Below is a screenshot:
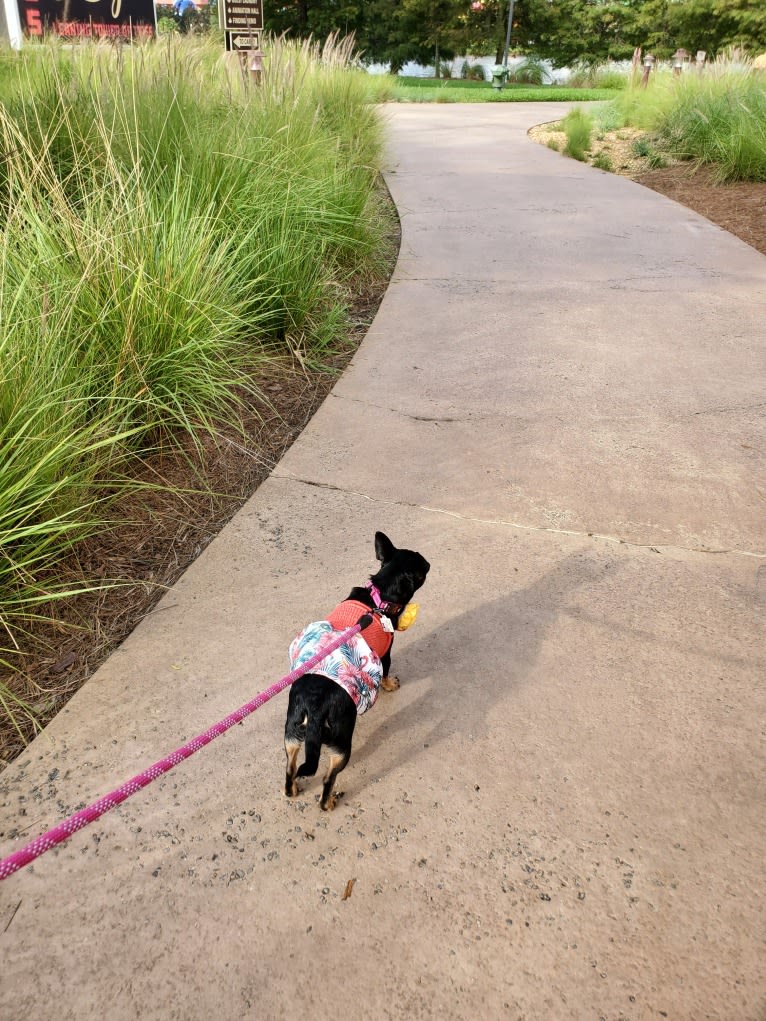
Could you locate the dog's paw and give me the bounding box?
[381,674,400,692]
[320,791,344,812]
[285,780,301,798]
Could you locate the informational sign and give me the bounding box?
[225,28,259,51]
[16,0,155,38]
[221,0,261,32]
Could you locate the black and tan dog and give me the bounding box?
[284,532,430,811]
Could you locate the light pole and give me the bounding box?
[502,0,515,68]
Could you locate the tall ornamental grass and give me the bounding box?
[0,35,385,733]
[657,66,766,181]
[561,108,593,161]
[612,58,766,181]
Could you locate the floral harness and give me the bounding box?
[288,598,394,715]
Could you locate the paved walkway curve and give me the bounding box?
[1,104,765,1020]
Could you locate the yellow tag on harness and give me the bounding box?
[396,603,419,631]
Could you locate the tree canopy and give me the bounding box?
[263,0,766,68]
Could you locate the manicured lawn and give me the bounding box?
[370,75,615,103]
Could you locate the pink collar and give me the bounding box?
[366,582,403,615]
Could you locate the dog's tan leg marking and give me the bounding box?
[381,675,400,692]
[284,739,301,798]
[320,750,349,811]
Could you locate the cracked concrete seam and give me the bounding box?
[329,393,466,424]
[329,392,766,426]
[270,472,766,560]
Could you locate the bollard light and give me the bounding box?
[640,53,655,87]
[249,51,263,86]
[673,48,689,75]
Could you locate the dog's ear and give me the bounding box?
[374,531,396,564]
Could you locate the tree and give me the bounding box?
[399,0,467,74]
[663,0,766,55]
[461,0,522,62]
[515,0,766,67]
[351,0,427,72]
[521,0,641,67]
[264,1,365,39]
[264,0,468,72]
[262,0,766,67]
[627,0,677,58]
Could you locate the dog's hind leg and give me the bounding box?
[320,748,350,812]
[284,738,302,798]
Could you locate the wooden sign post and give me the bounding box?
[221,0,262,85]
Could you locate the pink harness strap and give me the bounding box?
[326,599,393,659]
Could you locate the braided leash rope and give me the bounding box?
[0,616,372,882]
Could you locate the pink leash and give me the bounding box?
[0,615,373,881]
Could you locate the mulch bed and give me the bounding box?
[634,163,766,257]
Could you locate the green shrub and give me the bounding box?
[628,135,668,167]
[507,57,550,86]
[461,61,486,81]
[632,136,653,157]
[658,66,766,181]
[568,61,628,90]
[562,108,593,160]
[612,72,676,130]
[593,102,626,133]
[155,11,178,34]
[365,74,397,102]
[591,151,613,171]
[611,61,766,181]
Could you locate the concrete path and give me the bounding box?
[1,104,765,1021]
